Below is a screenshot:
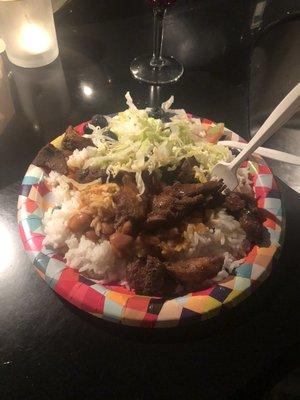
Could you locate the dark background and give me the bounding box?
[0,0,300,399]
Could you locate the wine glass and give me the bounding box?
[130,0,184,85]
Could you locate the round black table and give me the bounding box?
[0,1,299,399]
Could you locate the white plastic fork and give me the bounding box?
[218,140,300,165]
[211,83,300,190]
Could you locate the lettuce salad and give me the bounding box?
[81,92,233,194]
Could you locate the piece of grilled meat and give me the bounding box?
[160,157,198,185]
[224,191,268,244]
[126,256,177,296]
[146,180,224,229]
[61,126,95,152]
[33,143,68,175]
[73,167,108,183]
[166,256,224,290]
[127,255,223,296]
[177,157,199,183]
[113,174,149,229]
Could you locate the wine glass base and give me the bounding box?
[130,55,184,85]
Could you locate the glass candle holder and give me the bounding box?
[0,0,59,68]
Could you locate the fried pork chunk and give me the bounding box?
[113,175,148,228]
[61,126,95,152]
[166,256,224,289]
[126,256,177,296]
[224,191,267,244]
[73,167,108,183]
[126,255,224,296]
[146,180,224,228]
[33,143,68,175]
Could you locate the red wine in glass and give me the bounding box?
[130,0,183,84]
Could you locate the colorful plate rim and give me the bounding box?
[17,120,283,328]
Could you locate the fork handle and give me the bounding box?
[219,140,300,165]
[229,83,300,172]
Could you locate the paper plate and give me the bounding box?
[17,119,282,328]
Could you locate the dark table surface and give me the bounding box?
[0,1,300,399]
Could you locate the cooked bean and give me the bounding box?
[85,229,99,242]
[121,220,132,235]
[101,222,115,236]
[68,212,92,233]
[109,232,133,251]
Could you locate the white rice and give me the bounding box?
[47,171,75,205]
[43,172,123,279]
[182,209,246,280]
[43,196,79,249]
[184,210,246,258]
[67,146,98,170]
[65,235,124,280]
[43,171,80,248]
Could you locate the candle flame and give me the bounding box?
[19,24,51,55]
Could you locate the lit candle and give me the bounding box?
[19,23,51,55]
[0,0,59,68]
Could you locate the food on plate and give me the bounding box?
[36,93,270,297]
[62,126,95,153]
[34,143,68,175]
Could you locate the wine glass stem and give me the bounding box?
[149,85,163,117]
[150,7,166,68]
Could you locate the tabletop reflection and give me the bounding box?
[8,56,70,141]
[0,57,15,136]
[0,220,14,276]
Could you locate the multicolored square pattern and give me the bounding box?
[17,120,282,328]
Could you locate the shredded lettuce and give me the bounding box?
[161,95,174,111]
[83,93,233,194]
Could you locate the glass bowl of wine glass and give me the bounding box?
[130,0,184,85]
